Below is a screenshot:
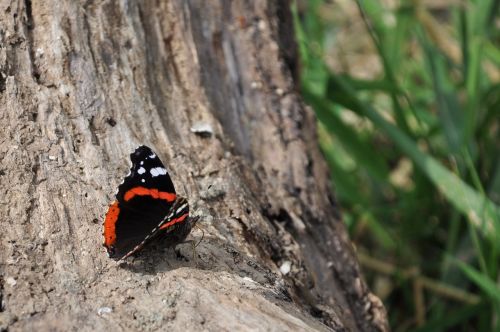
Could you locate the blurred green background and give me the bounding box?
[293,0,500,330]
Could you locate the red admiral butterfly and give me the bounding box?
[103,145,197,261]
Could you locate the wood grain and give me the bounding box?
[0,1,388,331]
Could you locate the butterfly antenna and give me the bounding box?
[194,223,204,248]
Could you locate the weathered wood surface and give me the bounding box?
[0,1,388,331]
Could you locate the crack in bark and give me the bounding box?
[0,276,4,313]
[82,1,99,73]
[24,158,39,226]
[23,0,40,84]
[0,72,6,93]
[88,116,100,146]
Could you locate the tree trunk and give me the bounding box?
[0,1,388,331]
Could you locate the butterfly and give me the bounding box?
[103,145,197,260]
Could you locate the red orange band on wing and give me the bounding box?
[159,213,188,230]
[124,186,176,202]
[103,201,120,247]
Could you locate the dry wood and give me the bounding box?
[0,1,388,331]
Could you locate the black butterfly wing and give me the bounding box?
[116,145,176,203]
[103,145,179,260]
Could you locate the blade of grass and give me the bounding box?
[460,0,496,148]
[456,260,500,304]
[355,0,412,135]
[318,125,364,204]
[338,75,399,93]
[425,48,464,154]
[441,211,461,277]
[363,212,396,250]
[462,21,481,147]
[463,148,499,276]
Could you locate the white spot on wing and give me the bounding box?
[149,153,156,159]
[137,167,146,174]
[140,161,144,165]
[150,167,167,177]
[141,179,145,183]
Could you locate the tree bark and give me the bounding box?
[0,1,388,331]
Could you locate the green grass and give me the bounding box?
[292,0,500,330]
